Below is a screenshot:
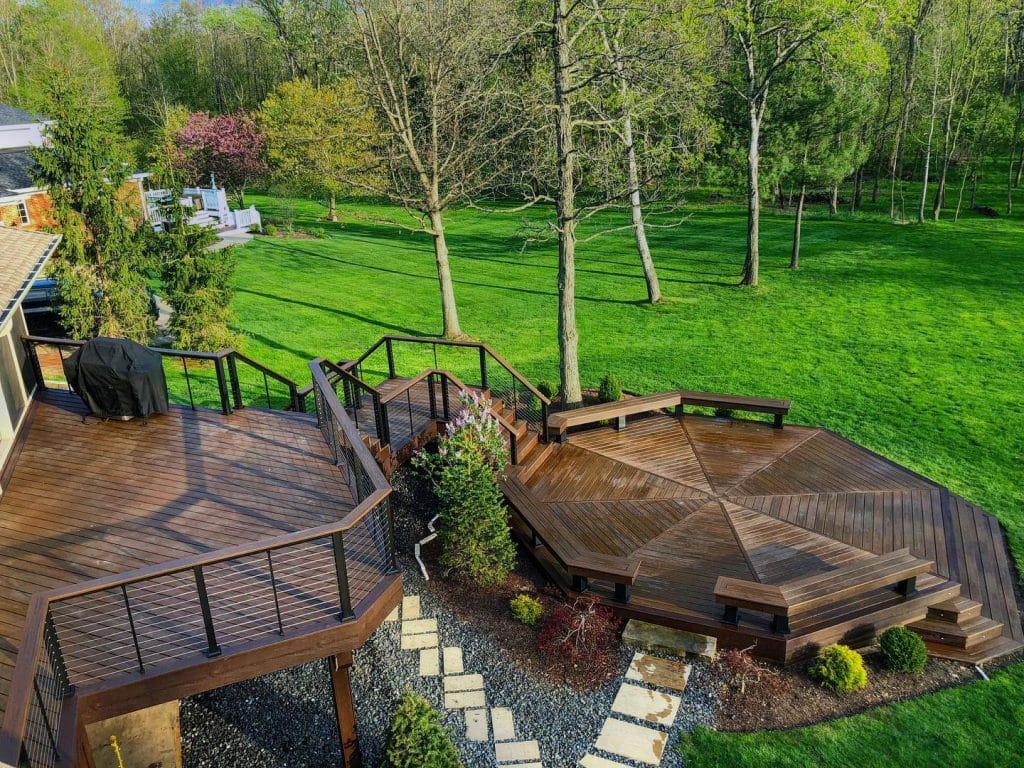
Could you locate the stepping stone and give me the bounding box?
[495,740,540,764]
[580,756,631,768]
[401,632,438,650]
[611,683,680,726]
[623,619,715,660]
[444,674,484,693]
[465,708,489,742]
[595,718,667,765]
[402,595,421,620]
[384,605,399,622]
[402,618,438,635]
[625,652,691,693]
[419,648,439,677]
[491,707,515,741]
[445,689,486,709]
[443,646,464,675]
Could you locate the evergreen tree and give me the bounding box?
[33,71,154,342]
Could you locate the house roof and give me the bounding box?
[0,104,38,127]
[0,150,36,196]
[0,227,61,329]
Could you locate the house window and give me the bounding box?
[16,201,29,226]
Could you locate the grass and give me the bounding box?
[228,188,1023,766]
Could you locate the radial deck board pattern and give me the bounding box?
[510,413,1023,658]
[0,391,357,719]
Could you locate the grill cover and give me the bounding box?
[63,337,169,419]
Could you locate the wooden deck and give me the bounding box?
[508,413,1023,662]
[0,391,358,722]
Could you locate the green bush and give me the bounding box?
[879,626,928,674]
[536,380,555,399]
[304,226,327,239]
[510,594,543,626]
[382,690,462,768]
[413,391,516,588]
[809,644,868,694]
[598,373,623,403]
[262,223,278,237]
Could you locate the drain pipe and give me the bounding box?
[415,515,441,580]
[974,665,989,681]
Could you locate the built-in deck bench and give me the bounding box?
[504,475,640,602]
[678,390,791,428]
[714,549,934,634]
[547,392,682,442]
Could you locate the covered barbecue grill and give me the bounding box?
[63,337,169,420]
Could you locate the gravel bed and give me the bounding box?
[181,468,719,767]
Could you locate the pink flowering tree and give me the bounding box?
[413,391,516,587]
[172,112,268,205]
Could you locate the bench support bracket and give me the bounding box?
[614,583,631,603]
[896,576,917,597]
[572,575,590,593]
[722,605,739,625]
[773,413,784,429]
[771,614,791,635]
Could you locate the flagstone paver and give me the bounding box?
[579,755,632,768]
[400,632,438,650]
[401,594,421,619]
[419,647,439,676]
[402,618,438,635]
[491,707,515,741]
[465,708,489,742]
[444,673,485,693]
[595,718,667,765]
[445,689,487,709]
[443,646,464,674]
[625,652,691,693]
[610,683,680,726]
[495,740,541,764]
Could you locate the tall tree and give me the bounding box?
[34,72,154,342]
[172,111,269,206]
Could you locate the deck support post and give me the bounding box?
[771,614,791,635]
[674,404,684,419]
[331,533,356,621]
[385,339,396,379]
[896,576,917,597]
[773,413,784,429]
[226,354,243,410]
[530,528,541,549]
[572,575,589,592]
[329,652,362,768]
[722,605,739,625]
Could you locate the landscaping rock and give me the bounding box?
[623,619,717,660]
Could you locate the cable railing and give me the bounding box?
[0,360,395,768]
[21,336,306,415]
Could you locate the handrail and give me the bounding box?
[378,367,439,405]
[0,359,393,768]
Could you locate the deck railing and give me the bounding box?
[22,336,306,414]
[0,360,394,768]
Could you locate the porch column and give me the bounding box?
[329,652,361,768]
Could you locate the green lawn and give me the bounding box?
[231,191,1024,765]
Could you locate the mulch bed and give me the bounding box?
[715,650,981,731]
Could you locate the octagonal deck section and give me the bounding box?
[510,413,1022,660]
[0,391,356,720]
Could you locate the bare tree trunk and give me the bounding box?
[970,170,978,208]
[829,184,839,215]
[1008,88,1023,213]
[428,208,463,340]
[329,191,338,222]
[742,104,761,286]
[954,167,968,221]
[554,0,581,406]
[852,165,864,212]
[890,1,933,220]
[791,184,806,270]
[919,70,939,224]
[932,88,956,220]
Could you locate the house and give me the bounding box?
[147,181,262,235]
[0,103,149,231]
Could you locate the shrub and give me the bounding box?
[538,594,622,681]
[382,690,462,768]
[597,373,623,403]
[262,223,278,237]
[413,391,516,588]
[879,626,928,674]
[718,646,785,696]
[536,380,555,399]
[808,644,868,694]
[304,225,327,239]
[510,594,543,626]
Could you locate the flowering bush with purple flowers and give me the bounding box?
[414,391,516,587]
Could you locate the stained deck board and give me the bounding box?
[0,391,359,720]
[503,413,1022,658]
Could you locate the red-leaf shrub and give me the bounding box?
[718,646,786,696]
[537,594,622,683]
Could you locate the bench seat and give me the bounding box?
[547,392,681,441]
[678,390,791,427]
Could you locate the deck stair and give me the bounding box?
[908,598,1015,663]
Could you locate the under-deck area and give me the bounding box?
[0,391,363,721]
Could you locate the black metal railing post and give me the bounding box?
[226,353,243,410]
[193,567,222,657]
[267,551,284,635]
[214,356,232,415]
[441,376,451,421]
[374,392,390,446]
[427,373,438,419]
[180,358,196,410]
[43,611,73,698]
[479,346,488,391]
[23,339,45,391]
[32,678,60,761]
[121,586,145,674]
[385,338,396,379]
[541,401,549,443]
[331,533,355,621]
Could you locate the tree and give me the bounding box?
[249,0,345,86]
[347,0,530,341]
[717,0,879,286]
[258,78,379,221]
[34,72,154,342]
[172,111,268,205]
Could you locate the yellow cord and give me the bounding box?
[109,734,125,768]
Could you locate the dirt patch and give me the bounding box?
[715,650,981,731]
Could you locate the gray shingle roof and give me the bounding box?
[0,228,61,329]
[0,103,38,126]
[0,151,36,195]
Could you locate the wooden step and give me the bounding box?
[515,440,554,483]
[923,634,1023,665]
[515,432,539,462]
[909,615,1004,650]
[927,596,982,623]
